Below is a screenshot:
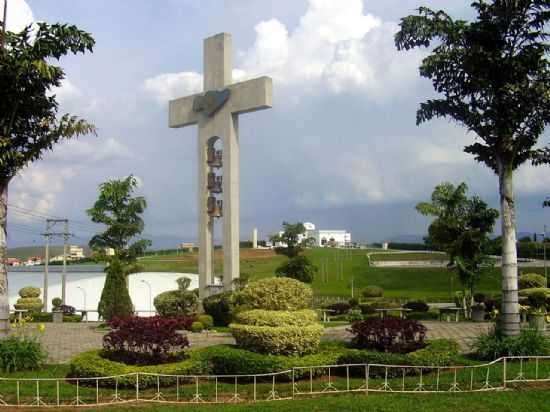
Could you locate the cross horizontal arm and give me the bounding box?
[227,76,272,115]
[169,93,201,128]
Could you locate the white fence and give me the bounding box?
[0,356,549,407]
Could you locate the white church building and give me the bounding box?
[275,222,351,248]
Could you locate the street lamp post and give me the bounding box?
[76,286,86,322]
[141,279,152,316]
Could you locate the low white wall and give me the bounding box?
[7,270,198,321]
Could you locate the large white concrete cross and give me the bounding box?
[169,33,273,298]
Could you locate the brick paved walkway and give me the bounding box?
[37,321,492,363]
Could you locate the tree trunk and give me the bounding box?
[0,181,9,337]
[498,160,520,336]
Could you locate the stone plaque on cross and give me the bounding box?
[169,33,273,298]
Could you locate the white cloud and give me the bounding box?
[1,0,34,33]
[142,0,422,103]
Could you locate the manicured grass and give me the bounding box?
[369,252,448,261]
[138,248,548,301]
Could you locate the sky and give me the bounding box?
[4,0,550,248]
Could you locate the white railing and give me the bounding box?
[0,356,548,407]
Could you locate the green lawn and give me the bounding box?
[369,252,449,261]
[55,391,550,412]
[139,248,548,301]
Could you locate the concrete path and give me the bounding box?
[35,320,492,363]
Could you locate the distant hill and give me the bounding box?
[7,245,92,259]
[387,234,426,244]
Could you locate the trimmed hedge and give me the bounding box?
[19,286,41,298]
[230,323,323,356]
[361,286,384,298]
[202,292,234,326]
[519,287,550,298]
[236,277,312,311]
[235,309,318,327]
[68,350,203,388]
[68,340,464,387]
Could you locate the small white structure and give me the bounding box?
[382,242,389,250]
[252,228,258,249]
[69,245,85,260]
[275,222,351,248]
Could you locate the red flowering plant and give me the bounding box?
[103,316,194,365]
[349,317,427,353]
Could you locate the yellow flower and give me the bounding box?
[37,323,46,334]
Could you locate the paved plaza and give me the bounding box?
[37,321,492,363]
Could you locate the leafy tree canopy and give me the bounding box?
[87,175,151,263]
[396,0,550,172]
[0,22,96,184]
[270,222,307,259]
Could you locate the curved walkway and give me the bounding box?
[37,321,491,363]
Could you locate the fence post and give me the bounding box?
[292,369,295,399]
[136,373,139,401]
[503,358,507,389]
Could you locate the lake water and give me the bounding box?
[7,265,198,321]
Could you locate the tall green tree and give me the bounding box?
[87,176,151,320]
[417,182,499,317]
[396,0,550,336]
[270,222,317,283]
[0,20,95,336]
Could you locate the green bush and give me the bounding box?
[197,315,214,330]
[519,273,547,289]
[361,286,384,298]
[473,328,550,360]
[275,255,316,283]
[0,336,45,372]
[68,350,203,388]
[63,314,83,322]
[359,303,376,315]
[407,311,439,321]
[98,257,134,321]
[408,339,460,366]
[154,277,198,317]
[518,287,550,298]
[528,291,548,310]
[235,309,318,327]
[51,297,62,309]
[14,297,43,312]
[236,277,312,311]
[230,323,323,356]
[28,312,52,322]
[336,349,409,378]
[191,321,204,333]
[202,292,234,326]
[19,286,40,298]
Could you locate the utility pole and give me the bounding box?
[42,219,71,310]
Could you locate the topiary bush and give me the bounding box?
[519,287,550,299]
[191,321,204,333]
[14,286,43,313]
[51,297,62,310]
[230,278,321,356]
[236,277,312,311]
[519,273,547,289]
[403,301,429,312]
[154,277,198,317]
[235,309,318,327]
[349,317,427,353]
[325,302,352,315]
[103,316,192,365]
[361,285,384,298]
[230,323,324,356]
[202,291,234,326]
[98,258,134,321]
[197,315,213,330]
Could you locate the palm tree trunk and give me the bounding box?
[498,160,520,336]
[0,180,9,337]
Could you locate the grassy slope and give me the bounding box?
[369,252,449,261]
[139,248,547,301]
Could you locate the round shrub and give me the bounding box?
[348,297,359,308]
[51,297,62,309]
[154,290,198,317]
[202,291,234,326]
[326,302,352,315]
[230,323,323,356]
[519,287,550,299]
[519,273,547,289]
[191,321,204,333]
[237,277,312,311]
[528,291,548,310]
[19,286,40,298]
[403,301,429,312]
[197,315,214,330]
[359,303,376,315]
[235,309,318,327]
[361,285,384,298]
